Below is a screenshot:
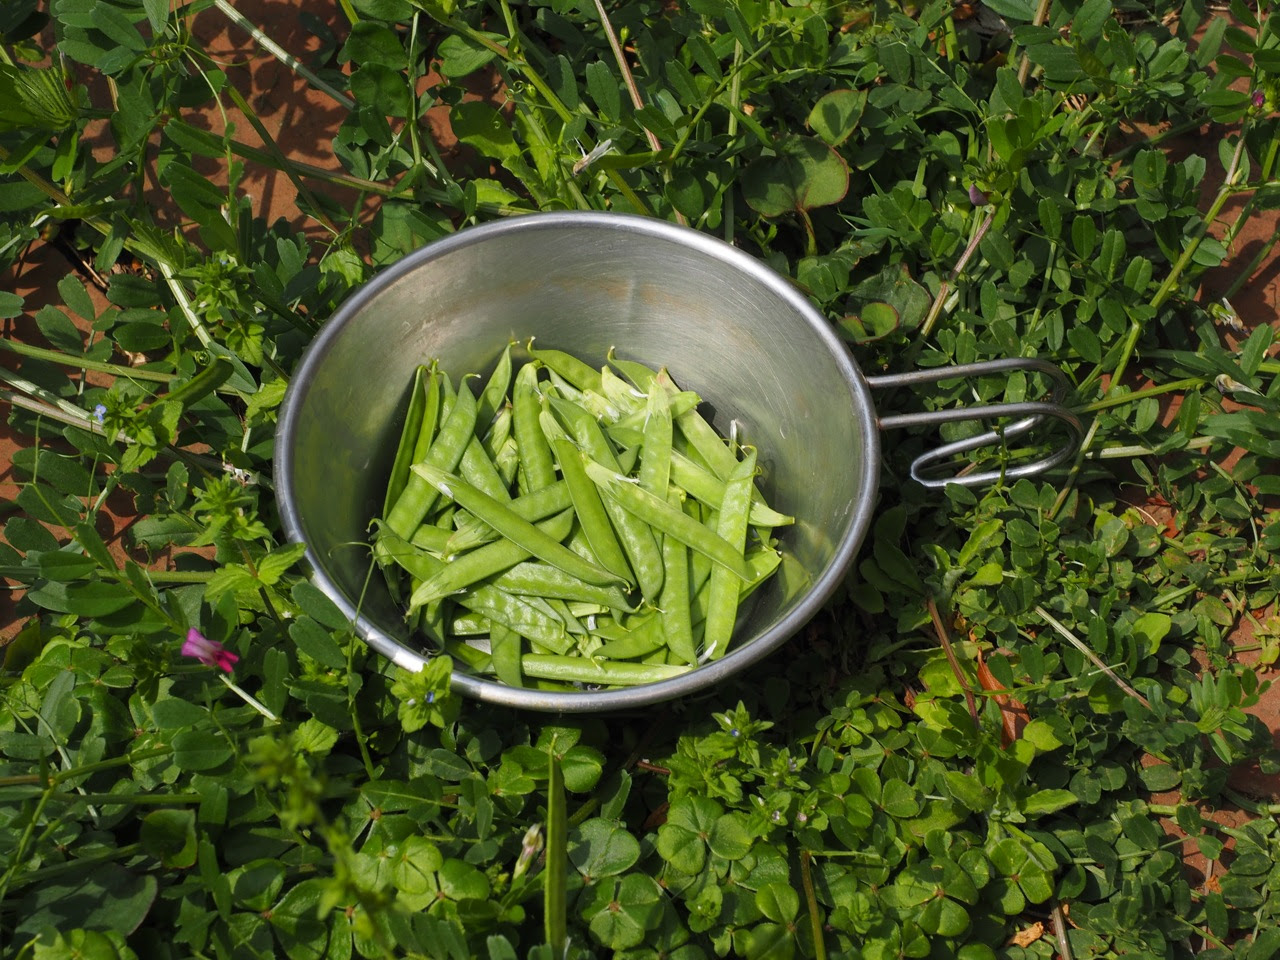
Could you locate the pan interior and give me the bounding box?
[278,215,878,686]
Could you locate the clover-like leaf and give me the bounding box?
[742,135,849,217]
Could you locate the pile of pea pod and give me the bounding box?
[371,340,793,690]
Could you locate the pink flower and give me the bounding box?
[1253,89,1266,109]
[182,628,239,673]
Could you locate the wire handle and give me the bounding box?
[865,358,1084,488]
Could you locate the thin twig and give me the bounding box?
[1033,605,1151,708]
[919,208,994,339]
[1017,0,1054,86]
[1050,900,1074,960]
[213,0,356,110]
[590,0,660,154]
[926,597,981,730]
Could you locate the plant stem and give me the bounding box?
[0,338,173,383]
[1033,605,1151,708]
[919,208,995,340]
[212,0,356,109]
[926,597,980,729]
[800,850,828,960]
[220,674,281,722]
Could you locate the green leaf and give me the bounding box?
[585,61,621,120]
[742,135,849,217]
[15,864,157,938]
[583,874,663,950]
[26,580,135,617]
[140,808,197,867]
[807,89,866,145]
[450,101,520,165]
[172,730,233,772]
[568,818,640,880]
[755,882,800,923]
[1021,788,1078,816]
[436,32,497,78]
[981,0,1038,19]
[289,617,346,669]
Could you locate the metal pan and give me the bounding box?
[275,212,1081,712]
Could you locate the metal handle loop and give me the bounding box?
[865,358,1084,489]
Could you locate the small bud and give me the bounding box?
[1253,89,1266,109]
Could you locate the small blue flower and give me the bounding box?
[92,404,106,424]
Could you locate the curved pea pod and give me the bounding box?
[701,448,757,661]
[460,434,511,501]
[658,491,696,666]
[385,374,478,538]
[606,349,659,391]
[384,363,437,516]
[489,622,524,688]
[594,612,665,660]
[512,362,557,494]
[457,583,570,653]
[582,460,752,582]
[477,341,514,431]
[655,369,738,481]
[447,479,573,554]
[669,449,794,526]
[526,338,603,393]
[490,561,636,611]
[411,463,626,587]
[549,397,663,601]
[545,427,633,587]
[520,654,691,686]
[410,509,575,607]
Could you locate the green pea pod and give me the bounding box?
[410,509,575,607]
[606,349,659,391]
[659,490,696,665]
[512,362,557,494]
[655,369,738,480]
[412,464,626,587]
[385,374,477,538]
[638,383,672,498]
[477,341,514,431]
[594,612,665,660]
[527,337,603,393]
[702,447,757,660]
[457,583,570,653]
[482,402,512,458]
[489,622,524,688]
[447,479,573,554]
[409,522,454,556]
[610,389,700,434]
[668,449,794,526]
[546,427,633,587]
[450,612,491,636]
[460,434,511,501]
[491,561,635,611]
[549,396,663,601]
[521,654,691,686]
[583,459,752,581]
[383,364,433,516]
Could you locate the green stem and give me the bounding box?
[800,850,828,960]
[0,339,171,383]
[212,0,355,109]
[46,792,204,805]
[220,673,280,723]
[1072,377,1206,414]
[222,83,339,236]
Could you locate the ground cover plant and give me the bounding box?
[2,0,1280,957]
